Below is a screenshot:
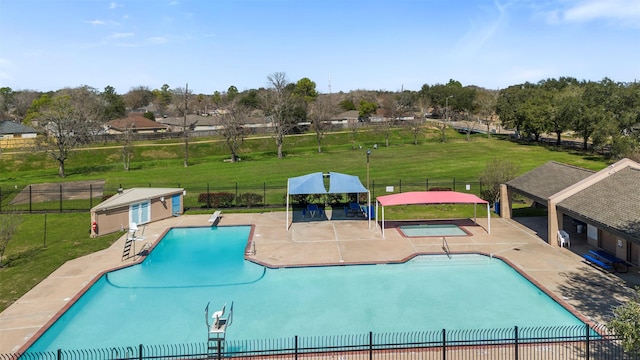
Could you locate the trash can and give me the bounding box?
[494,202,500,215]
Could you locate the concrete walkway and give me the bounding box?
[1,211,638,354]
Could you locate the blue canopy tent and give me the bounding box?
[286,172,371,229]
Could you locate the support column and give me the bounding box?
[499,184,512,219]
[547,200,561,247]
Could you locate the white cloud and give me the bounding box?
[109,2,122,9]
[456,0,510,55]
[558,0,640,25]
[147,36,167,44]
[85,19,106,25]
[111,32,134,39]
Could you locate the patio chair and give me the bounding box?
[557,230,570,248]
[306,204,322,218]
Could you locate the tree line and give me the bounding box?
[1,75,638,177]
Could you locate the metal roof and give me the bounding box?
[91,188,183,211]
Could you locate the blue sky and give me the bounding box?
[1,0,639,94]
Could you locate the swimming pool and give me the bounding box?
[27,226,586,352]
[399,223,469,237]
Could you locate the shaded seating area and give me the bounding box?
[286,172,371,229]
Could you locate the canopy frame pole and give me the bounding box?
[285,181,290,230]
[473,204,477,224]
[487,203,491,234]
[367,191,371,229]
[381,205,385,238]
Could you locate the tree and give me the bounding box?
[37,93,101,177]
[338,99,356,111]
[608,287,640,356]
[101,85,126,120]
[172,84,192,167]
[0,87,13,118]
[408,117,423,145]
[378,93,396,147]
[153,84,172,116]
[358,99,377,120]
[211,91,222,108]
[121,124,134,171]
[124,86,154,110]
[308,95,334,153]
[479,158,519,205]
[220,100,249,162]
[264,72,295,159]
[238,89,262,109]
[0,211,22,268]
[473,88,498,138]
[292,77,319,104]
[227,85,239,103]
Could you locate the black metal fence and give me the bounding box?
[0,178,489,214]
[3,325,638,360]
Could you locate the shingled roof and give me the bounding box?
[106,115,169,132]
[0,120,37,135]
[506,161,595,204]
[557,166,640,242]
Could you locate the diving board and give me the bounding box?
[208,210,222,226]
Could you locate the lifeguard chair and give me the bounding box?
[205,301,234,358]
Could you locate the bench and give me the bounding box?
[582,254,613,272]
[588,249,629,273]
[208,210,222,226]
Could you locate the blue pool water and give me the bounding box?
[27,226,585,352]
[399,224,468,237]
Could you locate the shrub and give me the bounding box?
[238,193,263,208]
[291,194,310,205]
[326,194,343,206]
[197,192,235,208]
[429,187,452,191]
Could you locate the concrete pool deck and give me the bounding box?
[1,211,639,353]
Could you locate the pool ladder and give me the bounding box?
[441,237,451,259]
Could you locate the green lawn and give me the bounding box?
[0,127,610,312]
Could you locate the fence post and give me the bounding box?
[399,179,402,193]
[138,344,143,360]
[0,186,2,212]
[369,331,373,360]
[263,183,266,208]
[453,178,456,192]
[372,179,375,200]
[59,184,63,213]
[441,328,446,360]
[295,335,298,360]
[90,184,93,209]
[585,324,590,360]
[514,326,519,360]
[426,179,429,191]
[207,183,211,209]
[235,182,238,207]
[29,185,32,213]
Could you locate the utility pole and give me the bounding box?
[183,83,189,167]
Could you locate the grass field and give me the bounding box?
[0,126,610,312]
